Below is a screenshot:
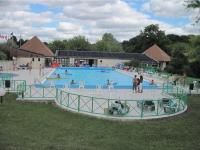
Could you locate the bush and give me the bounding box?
[189,61,200,78]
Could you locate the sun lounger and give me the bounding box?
[137,100,155,111]
[106,101,130,115]
[18,64,28,70]
[163,99,178,113]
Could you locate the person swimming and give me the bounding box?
[57,74,61,79]
[107,79,111,85]
[70,79,76,84]
[65,69,68,74]
[150,79,154,85]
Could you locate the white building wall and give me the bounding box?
[69,58,75,65]
[97,59,129,67]
[69,57,130,67]
[161,62,167,70]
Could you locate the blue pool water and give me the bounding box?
[42,67,158,89]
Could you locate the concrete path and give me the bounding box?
[64,88,171,100]
[6,68,53,85]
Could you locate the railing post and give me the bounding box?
[56,88,58,99]
[91,97,94,113]
[60,90,62,105]
[167,83,168,93]
[30,85,32,98]
[108,99,110,109]
[24,81,26,91]
[43,87,45,98]
[178,97,181,111]
[78,95,80,112]
[156,100,159,116]
[14,80,15,91]
[141,100,144,118]
[162,83,164,93]
[67,93,70,107]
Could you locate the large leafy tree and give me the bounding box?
[122,24,169,53]
[48,40,66,53]
[0,43,10,60]
[139,24,169,52]
[67,36,90,51]
[94,33,123,52]
[48,36,90,52]
[165,49,189,75]
[185,0,200,23]
[188,35,200,62]
[167,34,190,44]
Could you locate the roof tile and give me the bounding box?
[19,36,54,57]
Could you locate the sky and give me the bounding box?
[0,0,199,43]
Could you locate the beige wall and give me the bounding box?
[160,62,167,70]
[17,57,45,69]
[69,57,130,67]
[0,60,13,71]
[97,59,129,67]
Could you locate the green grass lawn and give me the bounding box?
[0,94,200,150]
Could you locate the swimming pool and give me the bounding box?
[42,67,158,89]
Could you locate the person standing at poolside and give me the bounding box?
[132,75,137,92]
[27,62,31,74]
[39,64,42,76]
[139,75,143,93]
[136,78,140,93]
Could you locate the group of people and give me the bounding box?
[132,75,143,93]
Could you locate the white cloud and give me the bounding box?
[0,0,199,43]
[58,22,81,32]
[141,0,197,19]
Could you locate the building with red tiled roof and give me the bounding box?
[143,44,171,70]
[11,36,54,69]
[17,36,54,57]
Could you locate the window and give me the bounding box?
[38,58,40,61]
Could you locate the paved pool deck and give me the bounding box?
[7,68,54,85]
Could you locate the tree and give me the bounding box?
[189,60,200,77]
[165,49,189,74]
[185,0,200,23]
[0,43,10,60]
[140,24,169,52]
[67,36,90,51]
[122,24,169,53]
[0,50,7,60]
[167,42,190,56]
[187,35,200,62]
[94,33,123,52]
[122,36,140,53]
[167,34,190,43]
[48,40,66,53]
[17,38,26,47]
[48,36,90,52]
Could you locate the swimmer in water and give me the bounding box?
[70,79,76,84]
